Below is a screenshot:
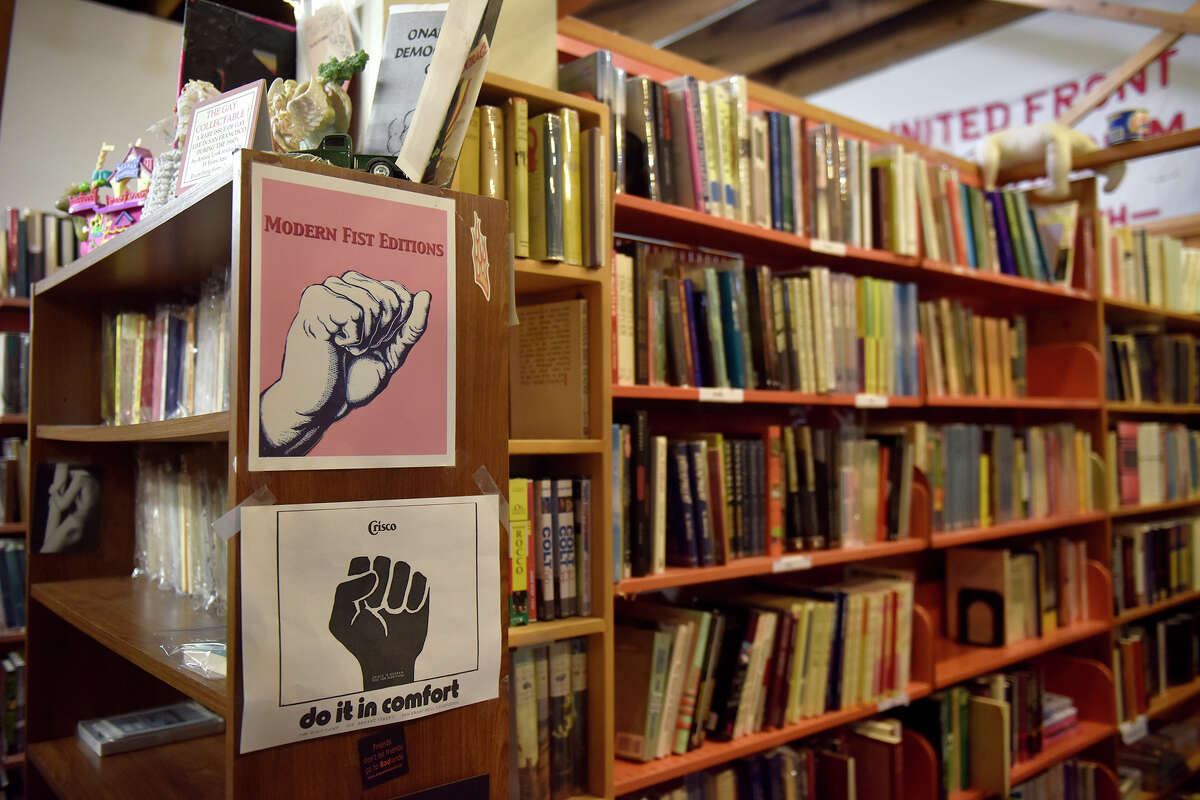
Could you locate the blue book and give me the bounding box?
[666,441,700,567]
[960,184,977,268]
[683,279,704,387]
[902,283,919,397]
[611,424,624,584]
[987,192,1018,276]
[766,112,783,231]
[717,270,746,388]
[1024,199,1052,283]
[686,442,716,567]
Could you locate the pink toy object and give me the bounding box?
[67,142,155,255]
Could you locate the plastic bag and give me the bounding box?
[158,627,227,680]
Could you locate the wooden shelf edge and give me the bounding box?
[509,438,605,455]
[1147,675,1200,719]
[611,384,921,407]
[934,620,1112,689]
[1,750,23,769]
[0,629,25,645]
[507,617,607,649]
[920,259,1094,301]
[998,128,1200,184]
[1103,297,1200,326]
[925,395,1100,410]
[37,412,231,443]
[930,512,1106,549]
[611,681,932,794]
[1116,589,1200,626]
[27,733,225,800]
[1134,749,1200,800]
[0,298,30,310]
[1009,721,1115,785]
[1111,497,1200,518]
[513,258,604,292]
[1106,402,1200,415]
[616,538,929,595]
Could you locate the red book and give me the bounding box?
[1132,635,1148,711]
[765,426,784,557]
[944,174,968,266]
[526,480,537,622]
[1118,421,1140,506]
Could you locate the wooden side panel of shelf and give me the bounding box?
[901,729,939,800]
[226,152,513,797]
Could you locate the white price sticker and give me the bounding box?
[1120,715,1148,745]
[854,393,889,408]
[810,239,848,257]
[698,387,745,403]
[877,692,911,712]
[772,554,813,573]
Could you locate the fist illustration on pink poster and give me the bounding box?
[260,271,432,457]
[249,165,456,471]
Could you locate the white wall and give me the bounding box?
[0,0,182,213]
[809,0,1200,224]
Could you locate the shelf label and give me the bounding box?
[877,692,911,712]
[699,387,745,403]
[772,554,813,573]
[810,239,848,257]
[1120,715,1148,745]
[854,393,889,408]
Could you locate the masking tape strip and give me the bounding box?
[212,484,277,541]
[472,465,510,536]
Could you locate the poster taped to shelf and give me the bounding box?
[247,161,456,471]
[32,462,101,554]
[176,80,271,196]
[239,494,500,753]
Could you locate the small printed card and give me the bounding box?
[176,80,272,195]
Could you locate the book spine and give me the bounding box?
[558,108,582,266]
[569,639,588,788]
[534,645,552,800]
[575,478,591,616]
[548,642,573,800]
[512,647,539,798]
[479,105,505,200]
[506,97,530,258]
[509,478,530,625]
[537,480,557,620]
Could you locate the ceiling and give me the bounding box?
[91,0,1039,95]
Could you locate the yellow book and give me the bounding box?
[505,96,530,258]
[938,298,961,396]
[979,453,991,527]
[710,82,736,220]
[558,107,582,265]
[130,313,146,424]
[857,278,870,394]
[1075,431,1087,512]
[478,105,505,200]
[580,127,607,268]
[509,478,531,625]
[456,108,481,194]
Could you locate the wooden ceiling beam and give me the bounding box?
[993,0,1200,35]
[671,0,930,76]
[578,0,753,45]
[153,0,184,17]
[764,0,1035,97]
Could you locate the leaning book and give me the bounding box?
[76,701,225,756]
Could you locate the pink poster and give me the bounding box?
[248,161,455,470]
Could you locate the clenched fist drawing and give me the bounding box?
[259,271,432,457]
[330,555,430,690]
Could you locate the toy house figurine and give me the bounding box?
[67,140,156,255]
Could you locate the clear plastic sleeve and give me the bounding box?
[836,412,866,549]
[157,627,227,680]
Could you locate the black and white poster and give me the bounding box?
[33,462,102,553]
[239,495,500,753]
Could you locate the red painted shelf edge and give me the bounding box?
[1116,589,1200,626]
[934,620,1111,689]
[1009,721,1115,785]
[929,512,1106,549]
[611,681,932,794]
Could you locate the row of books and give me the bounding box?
[0,651,23,757]
[508,477,592,625]
[1108,422,1200,509]
[946,538,1091,649]
[455,100,606,268]
[899,667,1081,798]
[0,335,27,416]
[1118,717,1200,793]
[510,638,588,800]
[614,566,913,762]
[1114,607,1199,723]
[0,543,24,632]
[620,720,909,800]
[102,273,230,426]
[919,298,1028,399]
[1112,517,1200,614]
[0,438,26,525]
[1012,759,1103,800]
[1106,327,1200,405]
[4,208,78,298]
[133,447,227,613]
[927,422,1099,533]
[558,51,1078,288]
[1100,224,1200,312]
[613,242,919,396]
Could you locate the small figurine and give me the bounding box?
[62,140,158,256]
[144,79,221,215]
[268,50,368,152]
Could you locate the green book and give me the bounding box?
[968,188,990,272]
[702,267,729,388]
[1002,191,1031,279]
[780,120,795,234]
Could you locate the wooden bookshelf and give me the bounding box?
[1116,589,1200,626]
[0,522,25,535]
[0,629,25,645]
[1009,720,1116,785]
[934,619,1111,689]
[0,414,26,426]
[1110,497,1200,518]
[997,127,1200,184]
[1103,297,1200,330]
[37,412,230,443]
[616,537,928,595]
[513,257,605,294]
[611,681,933,795]
[924,395,1101,410]
[31,578,230,718]
[612,384,922,407]
[929,511,1106,549]
[1134,749,1200,800]
[27,734,224,800]
[1106,401,1200,415]
[509,438,606,455]
[0,298,30,310]
[1147,675,1200,719]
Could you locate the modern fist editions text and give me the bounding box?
[263,213,446,256]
